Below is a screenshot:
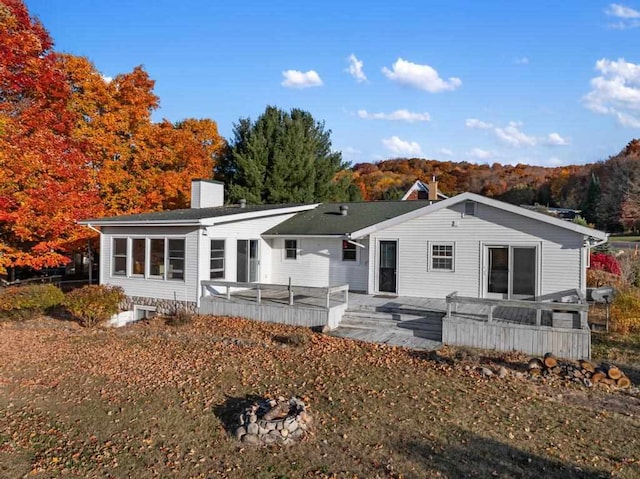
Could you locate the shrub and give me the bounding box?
[590,252,622,276]
[0,284,65,319]
[63,285,125,327]
[165,309,193,327]
[610,287,640,335]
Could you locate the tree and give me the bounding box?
[58,54,225,215]
[0,1,101,272]
[217,106,355,203]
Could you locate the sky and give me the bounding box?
[24,0,640,167]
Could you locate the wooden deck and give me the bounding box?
[199,285,591,358]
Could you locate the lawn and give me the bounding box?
[609,235,640,243]
[1,316,639,479]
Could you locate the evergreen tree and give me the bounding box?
[217,106,358,203]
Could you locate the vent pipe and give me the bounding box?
[339,205,349,216]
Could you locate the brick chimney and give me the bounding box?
[428,176,439,201]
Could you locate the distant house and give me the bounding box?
[401,179,448,201]
[80,180,608,320]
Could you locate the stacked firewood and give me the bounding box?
[527,353,631,389]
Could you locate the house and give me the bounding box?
[401,178,448,201]
[80,179,607,321]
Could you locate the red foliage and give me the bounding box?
[590,252,621,276]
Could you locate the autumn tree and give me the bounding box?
[58,54,225,215]
[0,1,101,273]
[217,106,359,203]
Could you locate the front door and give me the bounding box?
[378,240,397,294]
[485,245,537,299]
[237,239,259,282]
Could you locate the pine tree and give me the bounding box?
[217,106,357,203]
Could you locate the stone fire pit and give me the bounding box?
[234,396,312,446]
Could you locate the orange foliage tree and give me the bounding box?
[59,54,225,216]
[0,1,101,272]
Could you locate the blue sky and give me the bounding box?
[25,1,640,167]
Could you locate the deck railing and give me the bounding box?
[445,289,589,329]
[201,280,349,310]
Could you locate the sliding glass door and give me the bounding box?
[237,240,259,283]
[486,245,537,299]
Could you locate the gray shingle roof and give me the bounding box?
[81,203,306,224]
[263,201,431,236]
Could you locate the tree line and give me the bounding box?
[350,141,640,233]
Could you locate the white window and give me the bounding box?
[342,240,357,261]
[112,238,127,276]
[284,239,297,260]
[210,239,225,279]
[430,243,454,271]
[168,239,185,280]
[149,239,165,277]
[131,238,146,276]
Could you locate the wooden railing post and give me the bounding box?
[326,289,331,309]
[535,309,542,326]
[488,305,493,322]
[257,286,262,304]
[289,287,294,306]
[226,285,231,300]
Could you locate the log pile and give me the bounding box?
[527,353,632,389]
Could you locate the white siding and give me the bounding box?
[100,226,200,303]
[199,213,298,286]
[369,202,585,299]
[271,237,369,290]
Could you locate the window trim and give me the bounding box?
[210,238,225,279]
[284,239,298,261]
[167,238,186,281]
[342,240,357,262]
[130,237,147,277]
[109,236,186,282]
[112,237,128,276]
[428,242,455,272]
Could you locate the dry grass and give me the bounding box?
[1,315,639,478]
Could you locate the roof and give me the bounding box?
[401,180,448,200]
[350,192,608,241]
[263,201,432,236]
[79,203,316,227]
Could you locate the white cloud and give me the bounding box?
[382,136,423,156]
[583,58,640,127]
[465,118,494,129]
[101,75,113,83]
[357,109,431,122]
[514,57,530,65]
[468,148,493,161]
[281,70,323,88]
[547,156,564,166]
[346,54,367,83]
[605,4,640,28]
[438,148,453,156]
[545,132,570,146]
[606,3,640,18]
[494,121,537,147]
[382,58,461,93]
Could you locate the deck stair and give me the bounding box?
[330,302,444,350]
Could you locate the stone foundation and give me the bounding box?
[120,296,197,315]
[234,396,312,446]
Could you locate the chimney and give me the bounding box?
[428,176,438,202]
[191,179,224,208]
[339,205,349,216]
